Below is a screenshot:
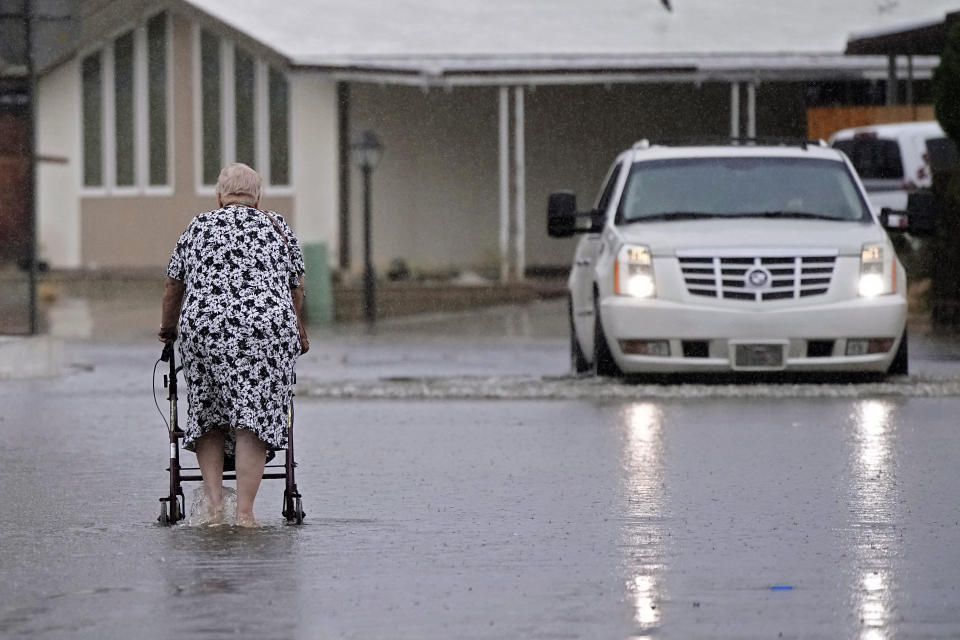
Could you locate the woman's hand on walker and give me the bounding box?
[158,326,178,344]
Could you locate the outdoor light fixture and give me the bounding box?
[350,129,384,323]
[350,129,384,172]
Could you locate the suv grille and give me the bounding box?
[678,254,836,302]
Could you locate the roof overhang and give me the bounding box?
[298,53,940,88]
[846,10,960,55]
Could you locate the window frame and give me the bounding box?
[79,11,173,198]
[193,25,293,195]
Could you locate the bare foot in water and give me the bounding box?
[236,513,259,528]
[207,506,224,525]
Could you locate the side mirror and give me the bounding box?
[547,191,605,238]
[880,190,936,236]
[547,191,578,237]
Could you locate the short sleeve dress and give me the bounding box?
[166,204,305,453]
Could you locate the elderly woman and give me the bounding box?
[158,163,308,526]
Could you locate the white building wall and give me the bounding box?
[37,59,81,268]
[290,72,339,263]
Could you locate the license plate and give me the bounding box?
[734,343,784,369]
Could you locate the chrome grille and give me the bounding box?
[678,254,836,301]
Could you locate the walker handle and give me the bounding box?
[161,342,174,363]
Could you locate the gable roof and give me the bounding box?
[846,10,960,55]
[184,0,959,58]
[181,0,960,84]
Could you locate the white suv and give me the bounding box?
[548,140,914,377]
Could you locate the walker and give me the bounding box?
[156,343,305,525]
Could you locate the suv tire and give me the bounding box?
[593,292,622,377]
[569,298,590,374]
[887,329,909,376]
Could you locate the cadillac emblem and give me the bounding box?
[746,268,769,288]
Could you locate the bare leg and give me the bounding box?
[235,429,267,526]
[195,430,225,523]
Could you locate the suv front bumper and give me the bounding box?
[600,294,907,373]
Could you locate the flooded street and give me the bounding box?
[4,300,960,638]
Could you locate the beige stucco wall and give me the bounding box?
[79,13,294,269]
[37,59,81,268]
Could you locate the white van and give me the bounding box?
[829,121,957,211]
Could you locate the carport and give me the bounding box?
[334,53,938,280]
[846,11,960,105]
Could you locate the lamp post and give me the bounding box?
[350,129,384,323]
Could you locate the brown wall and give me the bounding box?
[0,111,30,259]
[807,105,936,141]
[80,13,293,269]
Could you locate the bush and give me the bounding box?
[928,168,960,326]
[929,20,960,326]
[934,21,960,145]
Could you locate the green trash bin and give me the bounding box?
[301,242,333,326]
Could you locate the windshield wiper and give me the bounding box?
[631,212,727,222]
[736,211,849,221]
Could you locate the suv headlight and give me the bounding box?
[615,244,656,298]
[858,243,895,297]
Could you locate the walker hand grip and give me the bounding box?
[161,342,174,363]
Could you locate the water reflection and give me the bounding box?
[620,403,666,636]
[850,399,900,640]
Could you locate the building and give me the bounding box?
[33,0,960,287]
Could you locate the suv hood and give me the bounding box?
[617,218,885,256]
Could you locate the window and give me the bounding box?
[146,13,168,186]
[80,12,170,193]
[200,29,222,186]
[619,157,869,223]
[196,30,290,188]
[113,31,135,187]
[831,137,903,180]
[234,48,256,168]
[268,67,289,186]
[594,161,622,215]
[82,52,103,187]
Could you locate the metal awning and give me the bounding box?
[846,10,960,55]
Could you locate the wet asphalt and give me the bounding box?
[3,299,960,639]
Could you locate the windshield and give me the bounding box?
[618,157,871,223]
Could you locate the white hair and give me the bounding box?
[216,163,261,204]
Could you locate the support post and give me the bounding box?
[498,87,510,283]
[746,81,756,139]
[25,1,37,334]
[513,86,525,282]
[906,55,915,108]
[362,164,375,323]
[730,82,740,139]
[338,82,351,270]
[886,54,898,105]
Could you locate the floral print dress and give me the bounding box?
[166,204,305,453]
